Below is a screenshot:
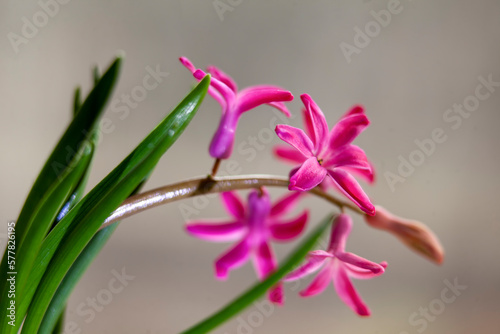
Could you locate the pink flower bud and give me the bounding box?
[364,206,444,264]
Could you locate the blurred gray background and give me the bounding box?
[1,1,500,333]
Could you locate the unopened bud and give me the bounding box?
[364,206,444,264]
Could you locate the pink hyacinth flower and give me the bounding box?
[285,214,387,316]
[364,206,444,264]
[186,189,307,304]
[275,104,376,188]
[275,94,375,215]
[179,57,294,159]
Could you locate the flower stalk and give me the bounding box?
[100,174,363,230]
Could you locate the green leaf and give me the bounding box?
[181,213,333,334]
[0,57,122,307]
[20,75,210,334]
[50,306,64,334]
[0,140,96,330]
[39,177,150,334]
[1,141,94,323]
[93,66,100,85]
[15,56,121,247]
[38,223,118,334]
[73,87,81,116]
[0,58,121,333]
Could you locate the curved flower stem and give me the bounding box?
[211,158,221,176]
[100,174,363,230]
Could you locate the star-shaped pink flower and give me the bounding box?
[180,57,293,159]
[274,103,376,188]
[186,188,307,304]
[285,214,387,316]
[275,94,375,215]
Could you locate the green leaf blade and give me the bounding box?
[38,223,118,334]
[0,58,122,316]
[7,141,95,308]
[20,75,210,334]
[39,176,151,334]
[0,57,121,333]
[15,57,121,246]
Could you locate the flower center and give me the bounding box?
[317,158,323,165]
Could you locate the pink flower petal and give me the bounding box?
[341,104,365,120]
[288,166,300,180]
[180,58,226,109]
[328,214,352,253]
[179,56,196,72]
[289,157,327,191]
[206,65,238,92]
[237,85,293,117]
[273,146,307,165]
[323,145,372,171]
[209,113,238,159]
[269,211,308,241]
[328,114,370,150]
[185,221,246,242]
[270,191,304,216]
[215,240,250,280]
[333,265,370,316]
[344,261,387,280]
[194,69,236,109]
[267,101,291,117]
[221,192,246,219]
[247,190,271,231]
[237,86,293,115]
[252,242,277,280]
[309,250,335,258]
[301,107,315,142]
[343,165,376,184]
[285,252,330,281]
[300,94,329,154]
[275,124,315,159]
[299,265,333,297]
[336,252,385,274]
[268,284,284,305]
[327,169,375,215]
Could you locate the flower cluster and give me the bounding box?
[180,57,443,316]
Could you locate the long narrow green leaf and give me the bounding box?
[20,75,210,334]
[50,307,64,334]
[39,130,102,333]
[4,142,94,322]
[0,57,122,316]
[39,177,151,334]
[182,214,334,334]
[38,223,118,334]
[73,87,81,116]
[14,57,121,247]
[0,142,95,332]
